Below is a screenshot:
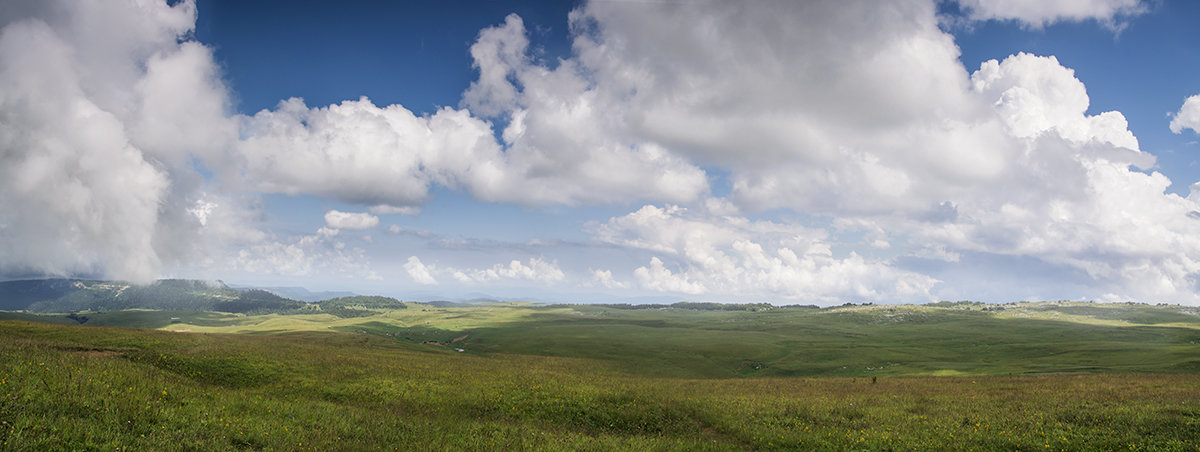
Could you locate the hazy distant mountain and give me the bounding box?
[0,279,80,311]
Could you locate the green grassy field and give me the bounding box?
[2,301,1199,449]
[137,301,1200,378]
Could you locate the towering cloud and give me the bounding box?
[0,0,238,283]
[456,0,1199,302]
[236,97,505,207]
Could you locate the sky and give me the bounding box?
[2,0,1200,305]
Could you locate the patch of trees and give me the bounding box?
[213,290,306,314]
[121,280,238,311]
[671,302,775,311]
[317,296,407,318]
[927,300,985,308]
[319,296,407,310]
[422,301,465,308]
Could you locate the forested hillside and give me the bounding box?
[0,279,305,314]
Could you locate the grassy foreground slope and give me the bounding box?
[2,319,1199,450]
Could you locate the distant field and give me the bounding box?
[68,300,1200,378]
[2,301,1199,449]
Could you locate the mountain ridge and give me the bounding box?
[0,278,303,314]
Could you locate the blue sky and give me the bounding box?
[3,0,1200,304]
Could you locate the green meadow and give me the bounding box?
[2,301,1199,450]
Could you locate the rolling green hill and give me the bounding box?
[0,279,307,314]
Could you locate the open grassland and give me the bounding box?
[2,301,1200,449]
[1,320,1199,450]
[125,301,1200,378]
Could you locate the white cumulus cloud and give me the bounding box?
[459,13,710,205]
[492,0,1196,303]
[236,97,506,207]
[593,205,939,303]
[450,257,566,284]
[634,257,706,295]
[895,53,1200,303]
[953,0,1146,28]
[233,228,376,280]
[590,269,627,289]
[404,256,438,285]
[1171,94,1200,135]
[323,210,380,230]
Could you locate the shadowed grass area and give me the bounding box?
[1,319,1198,450]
